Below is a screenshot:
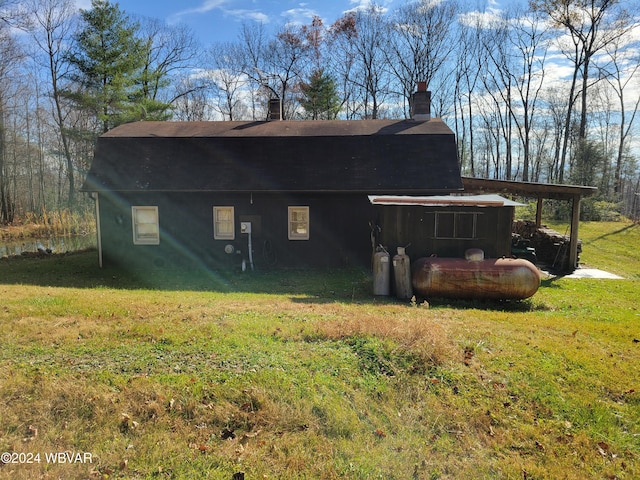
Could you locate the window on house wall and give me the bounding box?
[132,206,160,245]
[288,206,309,240]
[213,206,235,240]
[434,212,479,239]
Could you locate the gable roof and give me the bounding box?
[82,119,462,194]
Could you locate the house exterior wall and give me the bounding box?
[376,205,514,260]
[97,191,376,271]
[83,119,467,273]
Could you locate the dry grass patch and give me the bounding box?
[309,303,457,372]
[0,209,95,241]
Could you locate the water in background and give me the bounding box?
[0,235,96,258]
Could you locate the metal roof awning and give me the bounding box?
[460,176,598,272]
[461,176,597,200]
[368,194,526,207]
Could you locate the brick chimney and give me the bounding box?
[268,98,282,121]
[410,82,431,121]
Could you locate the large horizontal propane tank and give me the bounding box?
[412,256,541,300]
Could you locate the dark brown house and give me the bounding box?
[82,90,467,271]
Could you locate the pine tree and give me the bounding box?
[64,0,166,134]
[299,69,341,120]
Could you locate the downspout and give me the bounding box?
[89,192,103,268]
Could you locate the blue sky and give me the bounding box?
[70,0,640,105]
[87,0,506,47]
[76,0,378,46]
[69,0,639,108]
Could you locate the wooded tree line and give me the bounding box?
[0,0,639,225]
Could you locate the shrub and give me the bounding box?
[579,199,623,221]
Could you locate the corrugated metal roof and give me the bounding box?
[369,194,526,207]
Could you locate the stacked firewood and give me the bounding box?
[513,220,539,239]
[513,220,581,271]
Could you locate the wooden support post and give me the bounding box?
[568,195,581,271]
[535,196,543,226]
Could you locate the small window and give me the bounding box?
[435,212,455,238]
[288,206,309,240]
[435,212,479,240]
[132,206,159,245]
[213,206,235,240]
[456,213,475,239]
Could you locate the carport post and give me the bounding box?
[535,195,543,226]
[569,194,581,270]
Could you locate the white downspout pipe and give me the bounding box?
[91,192,103,268]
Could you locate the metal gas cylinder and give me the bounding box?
[393,247,413,300]
[373,248,391,296]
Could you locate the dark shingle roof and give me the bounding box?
[83,119,462,193]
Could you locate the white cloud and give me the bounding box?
[223,9,270,23]
[457,8,504,28]
[167,0,228,25]
[346,0,390,14]
[167,0,270,25]
[280,7,319,25]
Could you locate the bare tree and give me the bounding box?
[531,0,634,183]
[540,86,571,182]
[26,0,77,209]
[171,74,211,121]
[508,12,549,181]
[599,27,640,198]
[453,14,486,177]
[481,8,549,181]
[137,17,201,113]
[529,118,553,181]
[207,42,248,121]
[237,22,311,119]
[0,0,21,26]
[0,21,24,223]
[331,5,391,119]
[479,17,515,180]
[386,0,459,116]
[301,15,326,73]
[237,22,269,116]
[266,25,312,119]
[328,12,359,118]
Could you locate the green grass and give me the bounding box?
[0,220,639,479]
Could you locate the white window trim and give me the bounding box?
[288,206,309,240]
[213,206,235,240]
[132,206,160,245]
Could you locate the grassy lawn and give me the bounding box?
[1,221,638,479]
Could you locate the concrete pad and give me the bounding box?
[563,267,624,279]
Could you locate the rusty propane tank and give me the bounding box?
[412,256,541,300]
